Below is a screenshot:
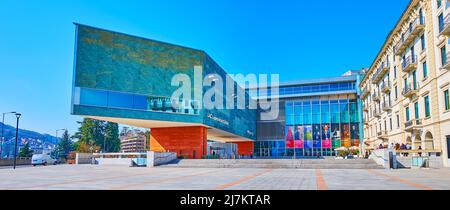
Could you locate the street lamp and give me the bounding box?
[13,113,21,170]
[1,111,16,159]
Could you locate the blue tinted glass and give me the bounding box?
[133,95,148,110]
[108,91,134,109]
[80,88,108,107]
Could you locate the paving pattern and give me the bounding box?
[0,165,449,190]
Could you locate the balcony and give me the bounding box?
[402,55,418,73]
[402,83,418,98]
[442,50,450,70]
[382,102,392,111]
[404,119,423,132]
[394,18,425,55]
[363,104,369,112]
[381,81,391,93]
[360,87,370,99]
[372,92,380,101]
[373,110,381,118]
[377,131,388,140]
[371,62,390,84]
[439,13,450,37]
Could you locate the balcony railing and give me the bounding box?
[382,102,392,111]
[394,17,425,55]
[440,13,450,36]
[381,81,391,93]
[377,131,388,139]
[402,55,418,73]
[373,110,381,118]
[371,61,390,84]
[442,50,450,70]
[402,83,418,98]
[361,87,370,99]
[372,92,380,101]
[404,119,423,132]
[363,104,369,112]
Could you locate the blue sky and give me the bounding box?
[0,0,409,136]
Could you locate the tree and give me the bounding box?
[72,118,105,151]
[72,118,121,153]
[19,143,33,158]
[55,130,73,159]
[104,122,120,152]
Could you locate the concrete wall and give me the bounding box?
[0,158,31,166]
[150,126,207,159]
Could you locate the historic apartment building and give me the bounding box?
[361,0,450,166]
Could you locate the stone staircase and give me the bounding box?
[158,158,384,169]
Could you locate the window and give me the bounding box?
[444,90,449,111]
[395,86,398,99]
[437,0,442,8]
[414,102,419,119]
[439,13,445,32]
[421,34,426,51]
[425,96,431,118]
[412,71,417,90]
[394,66,397,79]
[423,62,428,79]
[420,9,425,25]
[441,46,447,66]
[396,114,400,128]
[390,118,393,131]
[406,107,410,122]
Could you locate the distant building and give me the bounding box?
[120,130,147,153]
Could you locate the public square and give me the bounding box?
[1,165,449,190]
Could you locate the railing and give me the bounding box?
[381,81,391,92]
[382,102,391,110]
[361,87,370,98]
[371,61,390,83]
[373,109,381,118]
[404,119,422,131]
[402,55,417,72]
[402,83,418,97]
[395,18,424,54]
[372,92,380,101]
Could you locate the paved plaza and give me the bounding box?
[0,165,449,190]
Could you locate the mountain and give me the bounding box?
[0,123,61,157]
[0,122,59,144]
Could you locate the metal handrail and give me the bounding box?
[402,55,417,69]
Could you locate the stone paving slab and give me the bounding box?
[0,165,449,190]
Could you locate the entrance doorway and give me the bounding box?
[260,148,271,157]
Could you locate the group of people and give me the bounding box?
[377,143,422,157]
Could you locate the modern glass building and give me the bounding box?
[249,72,364,158]
[70,23,364,159]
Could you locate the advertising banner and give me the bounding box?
[313,124,321,148]
[350,123,360,146]
[341,124,351,147]
[294,125,304,148]
[322,124,331,148]
[304,125,313,148]
[286,126,294,148]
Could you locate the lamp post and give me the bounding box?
[13,113,21,170]
[1,111,16,159]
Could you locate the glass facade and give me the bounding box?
[249,82,356,98]
[255,96,360,157]
[76,87,200,115]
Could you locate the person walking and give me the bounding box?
[418,146,422,157]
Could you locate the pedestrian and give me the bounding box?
[418,146,422,157]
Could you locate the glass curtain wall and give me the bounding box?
[255,96,360,158]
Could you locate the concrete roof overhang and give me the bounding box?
[83,115,254,143]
